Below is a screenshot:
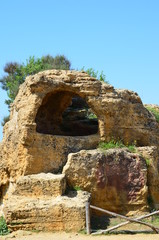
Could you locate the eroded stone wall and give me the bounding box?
[1,70,159,184]
[0,70,159,225]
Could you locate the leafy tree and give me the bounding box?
[42,55,71,70]
[0,55,71,126]
[0,55,71,108]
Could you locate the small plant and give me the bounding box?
[145,158,151,167]
[98,139,125,150]
[73,186,81,191]
[81,67,108,83]
[98,139,136,153]
[145,106,159,123]
[127,145,136,153]
[0,216,10,236]
[87,112,97,119]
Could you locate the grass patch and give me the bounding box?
[98,140,125,150]
[98,139,136,153]
[145,106,159,123]
[0,216,10,236]
[127,145,136,153]
[151,215,159,224]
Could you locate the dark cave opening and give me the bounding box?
[35,91,98,136]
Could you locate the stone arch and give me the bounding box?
[35,90,99,137]
[2,70,159,179]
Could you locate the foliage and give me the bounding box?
[0,55,71,108]
[73,186,81,191]
[41,55,71,70]
[98,139,125,150]
[81,67,108,83]
[98,139,136,152]
[145,106,159,123]
[150,215,159,224]
[145,158,151,167]
[1,116,10,126]
[87,112,97,119]
[127,145,136,153]
[0,216,10,235]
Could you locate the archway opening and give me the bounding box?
[35,90,98,136]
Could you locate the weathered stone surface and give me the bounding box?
[12,173,66,198]
[1,70,159,231]
[63,149,148,214]
[3,191,90,232]
[137,146,159,209]
[1,70,159,186]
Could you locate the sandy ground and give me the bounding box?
[2,231,159,240]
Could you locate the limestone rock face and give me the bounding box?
[1,70,159,185]
[1,70,159,230]
[63,149,148,214]
[2,172,90,232]
[12,173,66,198]
[137,146,159,209]
[3,191,90,232]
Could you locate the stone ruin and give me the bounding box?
[0,70,159,231]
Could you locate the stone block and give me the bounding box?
[3,191,90,232]
[13,173,66,197]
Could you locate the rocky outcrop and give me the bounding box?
[1,70,159,185]
[63,148,148,214]
[1,70,159,231]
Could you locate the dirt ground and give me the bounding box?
[2,231,159,240]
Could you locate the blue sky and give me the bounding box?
[0,0,159,140]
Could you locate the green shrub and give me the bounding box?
[145,106,159,123]
[0,55,71,109]
[81,67,108,83]
[0,216,10,236]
